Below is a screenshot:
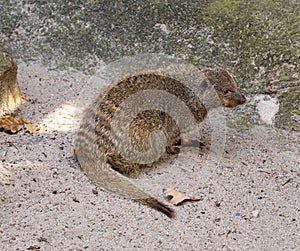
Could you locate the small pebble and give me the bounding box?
[252,210,260,218]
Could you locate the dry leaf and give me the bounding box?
[24,122,40,135]
[163,187,201,205]
[0,116,24,133]
[0,115,39,135]
[215,200,221,207]
[27,245,41,250]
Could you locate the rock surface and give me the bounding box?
[0,0,299,129]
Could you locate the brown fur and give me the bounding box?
[73,68,246,218]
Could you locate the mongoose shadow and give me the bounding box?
[73,66,246,218]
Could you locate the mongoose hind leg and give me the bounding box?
[107,153,151,177]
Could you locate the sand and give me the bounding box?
[0,63,299,251]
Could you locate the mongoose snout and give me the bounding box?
[223,91,246,107]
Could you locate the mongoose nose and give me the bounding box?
[241,97,246,104]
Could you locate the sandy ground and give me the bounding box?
[0,64,299,251]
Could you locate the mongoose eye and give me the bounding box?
[224,90,231,94]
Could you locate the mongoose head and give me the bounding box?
[203,68,246,108]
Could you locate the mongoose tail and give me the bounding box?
[74,144,175,218]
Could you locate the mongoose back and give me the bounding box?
[73,67,246,218]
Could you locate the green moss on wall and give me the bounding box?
[276,89,300,130]
[204,0,299,85]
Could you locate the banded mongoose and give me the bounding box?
[73,67,246,218]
